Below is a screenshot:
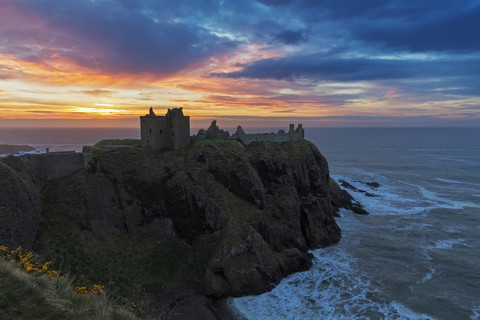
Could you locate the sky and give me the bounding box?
[0,0,479,128]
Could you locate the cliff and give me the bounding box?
[0,156,42,248]
[0,139,365,317]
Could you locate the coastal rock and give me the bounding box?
[0,156,42,248]
[26,139,366,307]
[331,179,369,215]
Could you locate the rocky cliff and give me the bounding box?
[0,139,365,316]
[0,156,42,248]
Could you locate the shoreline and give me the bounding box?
[210,298,245,320]
[0,144,35,155]
[144,287,245,320]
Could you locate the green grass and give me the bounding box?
[82,139,140,153]
[0,260,138,320]
[35,202,199,313]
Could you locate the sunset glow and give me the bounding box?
[1,0,479,128]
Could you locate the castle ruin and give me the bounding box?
[194,120,304,145]
[232,124,304,145]
[140,107,190,150]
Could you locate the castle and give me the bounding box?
[6,107,304,180]
[140,107,190,150]
[194,120,304,145]
[140,107,305,147]
[232,124,304,145]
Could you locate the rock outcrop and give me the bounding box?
[0,156,42,248]
[0,139,367,316]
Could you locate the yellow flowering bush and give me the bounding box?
[0,245,60,279]
[73,284,105,295]
[130,302,137,311]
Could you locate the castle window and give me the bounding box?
[160,129,163,134]
[172,132,174,136]
[149,128,152,133]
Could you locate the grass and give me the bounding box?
[35,204,198,313]
[82,139,140,153]
[0,255,138,320]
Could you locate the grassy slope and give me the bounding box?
[82,139,140,153]
[0,260,138,320]
[35,189,197,312]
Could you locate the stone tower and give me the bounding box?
[140,107,190,150]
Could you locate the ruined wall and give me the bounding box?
[19,152,89,180]
[170,116,190,150]
[140,116,168,149]
[233,124,304,145]
[140,108,190,150]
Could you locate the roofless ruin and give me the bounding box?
[140,107,304,150]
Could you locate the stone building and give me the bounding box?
[140,107,190,150]
[232,123,304,145]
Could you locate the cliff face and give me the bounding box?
[1,139,363,305]
[0,156,42,248]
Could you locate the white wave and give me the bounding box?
[434,157,479,165]
[333,175,434,216]
[471,305,480,320]
[417,268,436,284]
[419,187,480,209]
[436,178,480,190]
[230,247,438,320]
[389,301,437,320]
[18,150,42,155]
[428,238,471,250]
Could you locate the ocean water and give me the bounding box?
[0,127,139,154]
[231,128,480,320]
[1,127,479,319]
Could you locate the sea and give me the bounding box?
[1,127,479,320]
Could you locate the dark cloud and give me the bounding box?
[5,0,237,75]
[353,5,480,52]
[2,0,480,97]
[257,0,295,7]
[216,54,480,82]
[274,29,308,45]
[258,0,480,53]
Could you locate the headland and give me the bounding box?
[0,108,367,319]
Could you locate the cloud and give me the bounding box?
[2,0,237,76]
[81,89,114,97]
[353,5,480,52]
[216,54,480,83]
[258,0,480,53]
[274,29,308,45]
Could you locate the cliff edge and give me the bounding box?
[1,139,365,317]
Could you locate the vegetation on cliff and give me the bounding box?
[82,139,140,153]
[0,245,138,320]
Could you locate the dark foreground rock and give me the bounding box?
[144,284,239,320]
[0,156,42,248]
[1,139,367,318]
